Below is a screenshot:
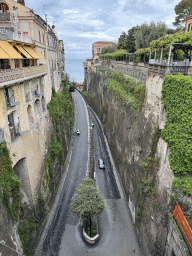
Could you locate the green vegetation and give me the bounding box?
[150,32,192,49]
[70,177,105,236]
[100,49,128,60]
[101,44,117,54]
[104,72,145,114]
[137,179,156,221]
[161,74,192,196]
[173,0,192,28]
[18,217,37,253]
[100,105,104,116]
[137,127,161,222]
[19,79,74,255]
[82,90,88,98]
[0,141,21,223]
[69,82,76,92]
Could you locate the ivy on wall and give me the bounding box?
[104,72,145,114]
[161,74,192,196]
[18,79,74,255]
[0,141,21,223]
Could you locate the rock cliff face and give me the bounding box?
[84,70,187,255]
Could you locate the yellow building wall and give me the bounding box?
[0,77,52,205]
[185,18,192,33]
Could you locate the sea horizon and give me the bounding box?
[65,59,86,83]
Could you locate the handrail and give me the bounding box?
[173,204,192,251]
[0,65,47,84]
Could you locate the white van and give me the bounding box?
[98,159,105,169]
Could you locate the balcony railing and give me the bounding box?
[0,12,10,21]
[9,123,20,142]
[0,65,47,85]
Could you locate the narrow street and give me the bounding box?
[35,90,142,256]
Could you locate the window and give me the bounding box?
[14,59,19,68]
[39,77,44,92]
[41,96,46,112]
[97,48,100,53]
[31,79,39,98]
[24,82,31,102]
[43,33,45,43]
[0,59,10,69]
[34,99,42,119]
[188,23,192,32]
[39,31,41,42]
[0,3,9,13]
[8,111,20,142]
[27,105,34,125]
[4,86,19,108]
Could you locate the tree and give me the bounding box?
[134,21,167,50]
[101,44,117,54]
[173,0,192,27]
[117,26,138,52]
[70,177,105,236]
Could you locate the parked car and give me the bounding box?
[76,129,80,135]
[91,122,95,127]
[98,159,105,169]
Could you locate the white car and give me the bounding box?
[76,129,80,135]
[91,122,95,127]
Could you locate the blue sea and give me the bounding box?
[65,59,85,83]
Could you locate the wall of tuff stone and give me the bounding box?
[83,67,188,255]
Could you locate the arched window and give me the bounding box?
[188,23,192,32]
[39,31,41,42]
[34,99,42,119]
[27,105,34,125]
[0,3,9,13]
[41,96,46,112]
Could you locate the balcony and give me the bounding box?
[0,65,47,87]
[83,62,88,67]
[0,12,10,21]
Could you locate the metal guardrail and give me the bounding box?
[0,65,47,84]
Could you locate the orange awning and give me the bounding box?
[33,48,45,59]
[22,46,41,59]
[15,44,33,59]
[0,41,23,59]
[0,47,12,59]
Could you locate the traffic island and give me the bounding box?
[82,217,99,244]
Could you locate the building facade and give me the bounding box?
[0,36,52,206]
[0,0,65,98]
[185,15,192,32]
[0,0,65,208]
[92,41,115,61]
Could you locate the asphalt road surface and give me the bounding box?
[35,90,142,256]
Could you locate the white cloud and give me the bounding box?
[77,31,116,41]
[62,9,79,14]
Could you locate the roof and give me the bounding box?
[92,41,115,45]
[185,15,192,21]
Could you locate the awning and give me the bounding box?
[0,47,12,59]
[33,48,45,59]
[0,41,23,59]
[22,46,41,59]
[15,44,33,59]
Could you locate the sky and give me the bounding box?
[25,0,181,60]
